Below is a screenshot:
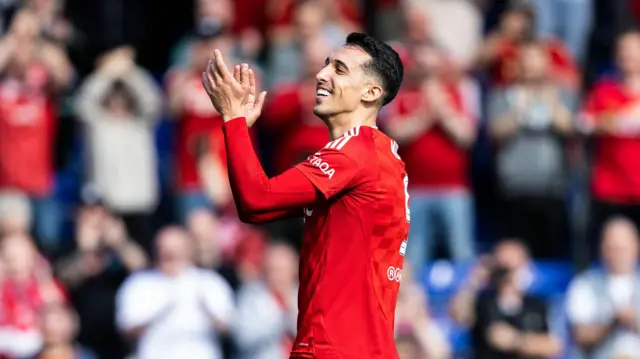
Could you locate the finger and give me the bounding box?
[248,69,257,95]
[233,65,241,83]
[208,58,223,85]
[240,64,250,89]
[254,91,267,114]
[213,49,232,81]
[201,71,214,94]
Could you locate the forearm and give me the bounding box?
[573,323,617,349]
[438,108,476,148]
[122,68,162,120]
[450,286,479,327]
[550,103,574,135]
[490,112,520,142]
[222,117,320,216]
[75,74,112,120]
[113,241,149,272]
[55,252,90,288]
[517,333,562,358]
[386,115,433,144]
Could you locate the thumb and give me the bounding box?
[254,91,267,114]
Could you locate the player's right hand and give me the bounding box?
[232,64,267,128]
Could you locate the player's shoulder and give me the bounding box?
[322,126,375,157]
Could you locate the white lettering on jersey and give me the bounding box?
[324,126,360,150]
[400,240,407,256]
[307,154,335,179]
[403,174,410,222]
[387,266,403,282]
[391,140,401,160]
[304,208,313,217]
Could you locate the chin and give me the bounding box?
[313,104,330,118]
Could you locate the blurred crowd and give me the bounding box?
[3,0,640,358]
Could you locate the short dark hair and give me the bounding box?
[345,32,404,106]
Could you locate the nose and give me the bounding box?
[315,66,330,84]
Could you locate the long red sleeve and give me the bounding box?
[222,117,321,223]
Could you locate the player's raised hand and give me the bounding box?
[233,63,267,128]
[201,49,248,122]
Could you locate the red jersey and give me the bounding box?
[580,78,640,202]
[291,126,410,359]
[387,85,471,189]
[0,65,56,196]
[169,73,227,191]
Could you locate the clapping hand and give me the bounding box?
[201,49,266,127]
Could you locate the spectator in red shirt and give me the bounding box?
[262,35,331,175]
[0,10,73,253]
[475,3,579,91]
[167,22,252,223]
[384,42,478,267]
[581,30,640,258]
[0,233,66,358]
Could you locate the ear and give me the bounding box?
[361,84,384,105]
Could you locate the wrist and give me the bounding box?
[223,114,245,123]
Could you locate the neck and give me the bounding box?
[325,108,378,140]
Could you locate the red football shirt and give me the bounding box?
[0,65,56,196]
[291,126,410,359]
[580,78,640,202]
[386,85,470,189]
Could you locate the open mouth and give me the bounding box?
[316,88,331,97]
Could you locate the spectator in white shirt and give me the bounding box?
[233,241,298,359]
[566,217,640,359]
[115,226,234,359]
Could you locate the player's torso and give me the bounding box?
[294,128,410,359]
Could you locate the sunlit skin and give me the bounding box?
[313,46,384,140]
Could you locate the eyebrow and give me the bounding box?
[325,57,350,71]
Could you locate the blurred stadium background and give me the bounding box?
[0,0,639,358]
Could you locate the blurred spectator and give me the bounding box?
[262,34,330,176]
[400,3,432,47]
[407,0,483,70]
[488,40,574,258]
[167,21,244,223]
[384,42,477,267]
[450,239,535,329]
[0,233,65,358]
[170,0,263,68]
[55,203,147,359]
[0,9,73,252]
[475,2,579,90]
[22,0,81,49]
[31,303,96,359]
[566,217,640,359]
[531,0,594,65]
[74,46,162,252]
[395,264,451,359]
[396,333,426,359]
[233,241,298,359]
[115,226,234,359]
[581,31,640,259]
[186,208,240,290]
[268,0,349,88]
[0,190,32,236]
[471,251,562,359]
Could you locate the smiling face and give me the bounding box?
[313,45,383,119]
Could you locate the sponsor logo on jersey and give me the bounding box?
[387,266,402,282]
[400,240,407,256]
[307,154,335,179]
